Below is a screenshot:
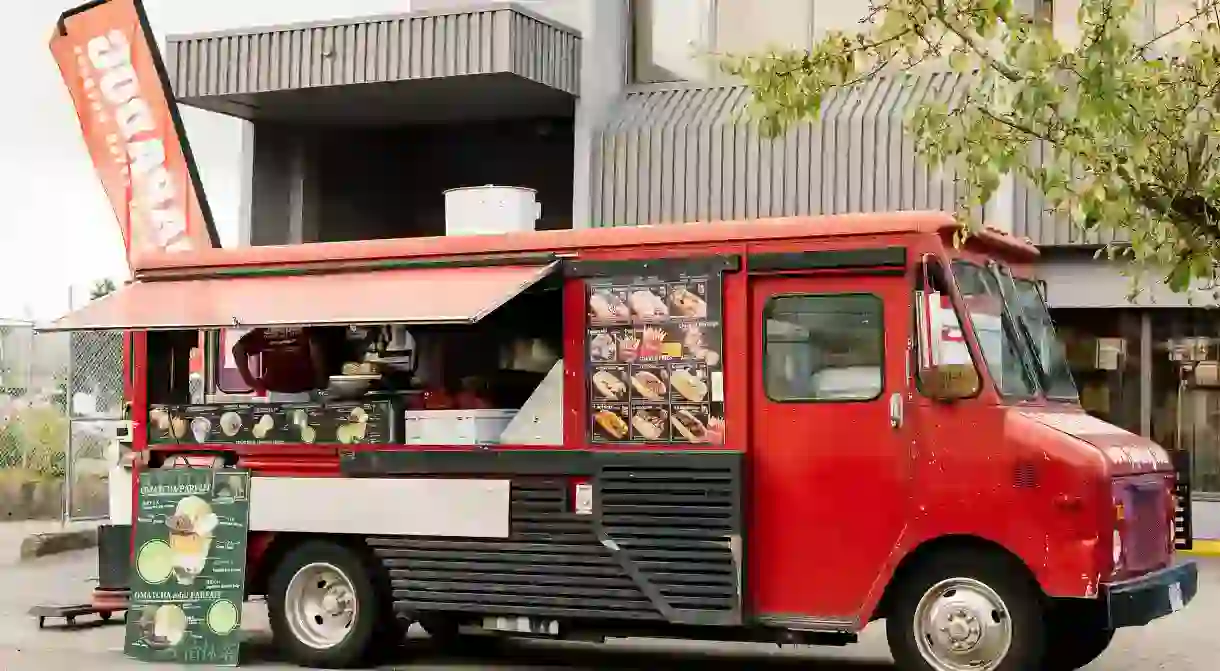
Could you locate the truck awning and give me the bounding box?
[41,263,558,331]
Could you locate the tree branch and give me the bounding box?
[975,105,1054,142]
[932,1,1023,82]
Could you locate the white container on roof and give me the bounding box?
[444,185,542,236]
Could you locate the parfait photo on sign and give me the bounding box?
[585,267,725,444]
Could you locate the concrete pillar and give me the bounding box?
[1141,311,1152,437]
[571,0,628,229]
[236,121,255,247]
[287,134,321,244]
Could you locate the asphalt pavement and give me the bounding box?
[1,549,1216,669]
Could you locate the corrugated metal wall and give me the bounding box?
[592,75,974,227]
[164,5,581,99]
[1013,140,1127,246]
[593,76,1103,248]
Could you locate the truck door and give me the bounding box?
[749,269,912,621]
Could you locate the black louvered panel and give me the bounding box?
[365,451,745,625]
[371,478,662,621]
[598,463,742,624]
[1173,450,1193,551]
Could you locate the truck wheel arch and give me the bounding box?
[870,534,1042,622]
[246,532,379,598]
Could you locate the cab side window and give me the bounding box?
[763,294,884,402]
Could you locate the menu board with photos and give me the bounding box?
[125,468,250,665]
[148,399,395,446]
[586,269,725,444]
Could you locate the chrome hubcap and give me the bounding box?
[285,562,359,650]
[913,577,1012,670]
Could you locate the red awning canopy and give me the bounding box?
[42,263,558,331]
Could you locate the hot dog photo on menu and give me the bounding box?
[627,285,670,321]
[588,287,630,323]
[630,365,668,401]
[671,405,712,443]
[592,405,631,441]
[669,365,709,403]
[591,366,629,401]
[631,405,670,442]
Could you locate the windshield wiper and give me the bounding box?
[987,262,1049,395]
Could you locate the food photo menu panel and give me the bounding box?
[586,268,725,444]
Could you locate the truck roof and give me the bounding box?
[48,211,1036,332]
[133,211,1036,278]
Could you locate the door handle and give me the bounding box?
[889,392,904,429]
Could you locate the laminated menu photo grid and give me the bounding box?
[586,267,725,444]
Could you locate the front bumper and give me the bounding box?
[1104,560,1198,629]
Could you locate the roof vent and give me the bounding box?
[444,185,541,236]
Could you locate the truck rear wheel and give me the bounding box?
[267,540,394,668]
[887,550,1046,670]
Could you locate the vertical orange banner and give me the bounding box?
[50,0,218,270]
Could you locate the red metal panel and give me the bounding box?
[46,264,557,331]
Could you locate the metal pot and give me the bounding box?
[325,375,380,400]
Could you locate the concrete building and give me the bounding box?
[162,0,1220,538]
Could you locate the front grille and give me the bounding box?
[1120,475,1172,573]
[368,453,743,626]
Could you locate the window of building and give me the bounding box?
[631,0,718,83]
[1050,309,1141,434]
[1150,309,1220,495]
[763,293,884,402]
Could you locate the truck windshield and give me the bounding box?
[1006,274,1079,400]
[950,260,1079,402]
[950,261,1039,398]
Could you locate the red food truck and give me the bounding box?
[47,211,1196,670]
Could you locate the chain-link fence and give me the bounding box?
[0,321,123,521]
[67,331,125,520]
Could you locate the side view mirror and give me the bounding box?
[915,290,980,402]
[918,364,980,401]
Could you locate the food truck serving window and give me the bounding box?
[39,264,559,331]
[585,267,726,446]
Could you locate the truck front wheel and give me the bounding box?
[887,551,1046,670]
[267,541,393,668]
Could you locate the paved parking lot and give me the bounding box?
[0,550,1215,669]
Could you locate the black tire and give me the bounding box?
[887,549,1047,671]
[1044,620,1115,670]
[267,540,398,669]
